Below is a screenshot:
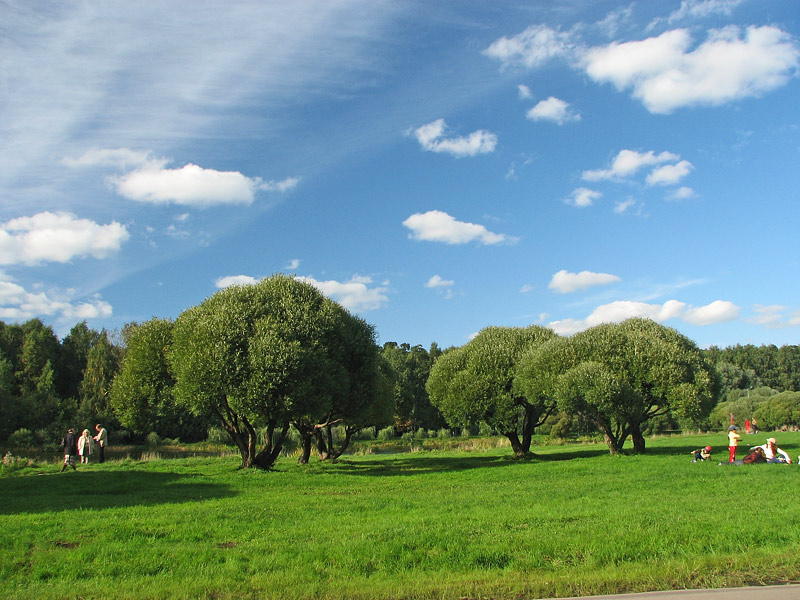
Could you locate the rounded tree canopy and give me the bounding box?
[169,274,377,429]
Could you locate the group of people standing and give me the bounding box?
[60,424,107,472]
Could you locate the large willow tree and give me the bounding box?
[169,274,384,469]
[515,318,719,455]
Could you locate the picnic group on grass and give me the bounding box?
[691,414,794,466]
[59,424,107,472]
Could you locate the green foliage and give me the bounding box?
[427,325,557,457]
[381,341,445,431]
[169,275,388,469]
[516,319,718,454]
[7,428,35,448]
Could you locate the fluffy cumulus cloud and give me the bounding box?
[0,275,112,322]
[582,26,800,114]
[549,269,621,293]
[215,274,259,288]
[526,97,580,124]
[68,148,299,208]
[485,23,799,114]
[583,149,680,181]
[403,210,516,245]
[414,119,497,157]
[296,275,389,312]
[548,298,739,335]
[566,188,602,208]
[646,160,694,186]
[425,275,454,288]
[0,212,129,266]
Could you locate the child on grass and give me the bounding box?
[691,446,712,462]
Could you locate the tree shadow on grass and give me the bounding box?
[0,470,237,515]
[329,453,524,476]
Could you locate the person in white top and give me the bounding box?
[754,437,791,463]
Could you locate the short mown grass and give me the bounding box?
[2,433,799,600]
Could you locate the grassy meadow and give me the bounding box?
[2,433,800,600]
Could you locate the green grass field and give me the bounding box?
[2,433,799,600]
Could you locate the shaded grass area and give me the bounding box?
[1,433,799,599]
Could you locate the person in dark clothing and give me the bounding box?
[60,428,79,472]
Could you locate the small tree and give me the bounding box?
[427,326,557,458]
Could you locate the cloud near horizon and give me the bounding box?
[0,275,112,322]
[403,210,517,245]
[548,298,740,335]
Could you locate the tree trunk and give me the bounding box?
[294,422,314,465]
[314,429,330,461]
[630,423,646,454]
[504,431,530,458]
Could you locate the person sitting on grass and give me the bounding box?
[742,446,766,464]
[691,446,712,462]
[753,438,792,464]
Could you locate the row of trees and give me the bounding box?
[2,272,800,467]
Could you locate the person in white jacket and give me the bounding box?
[754,437,791,463]
[77,429,94,463]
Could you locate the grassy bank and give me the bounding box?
[2,433,799,600]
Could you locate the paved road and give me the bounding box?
[541,584,800,599]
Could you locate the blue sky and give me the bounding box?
[1,0,799,350]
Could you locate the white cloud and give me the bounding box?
[517,84,533,99]
[583,26,800,114]
[646,160,694,186]
[414,119,497,157]
[526,97,580,124]
[682,299,740,325]
[215,275,259,288]
[749,305,800,329]
[667,186,696,200]
[583,149,680,181]
[566,188,602,208]
[548,298,739,335]
[403,210,517,245]
[425,275,454,288]
[112,164,266,207]
[296,275,389,312]
[68,148,298,208]
[663,0,745,26]
[0,212,129,266]
[483,24,576,68]
[0,274,112,322]
[63,147,155,169]
[614,198,638,214]
[520,284,534,293]
[285,259,301,271]
[549,269,621,294]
